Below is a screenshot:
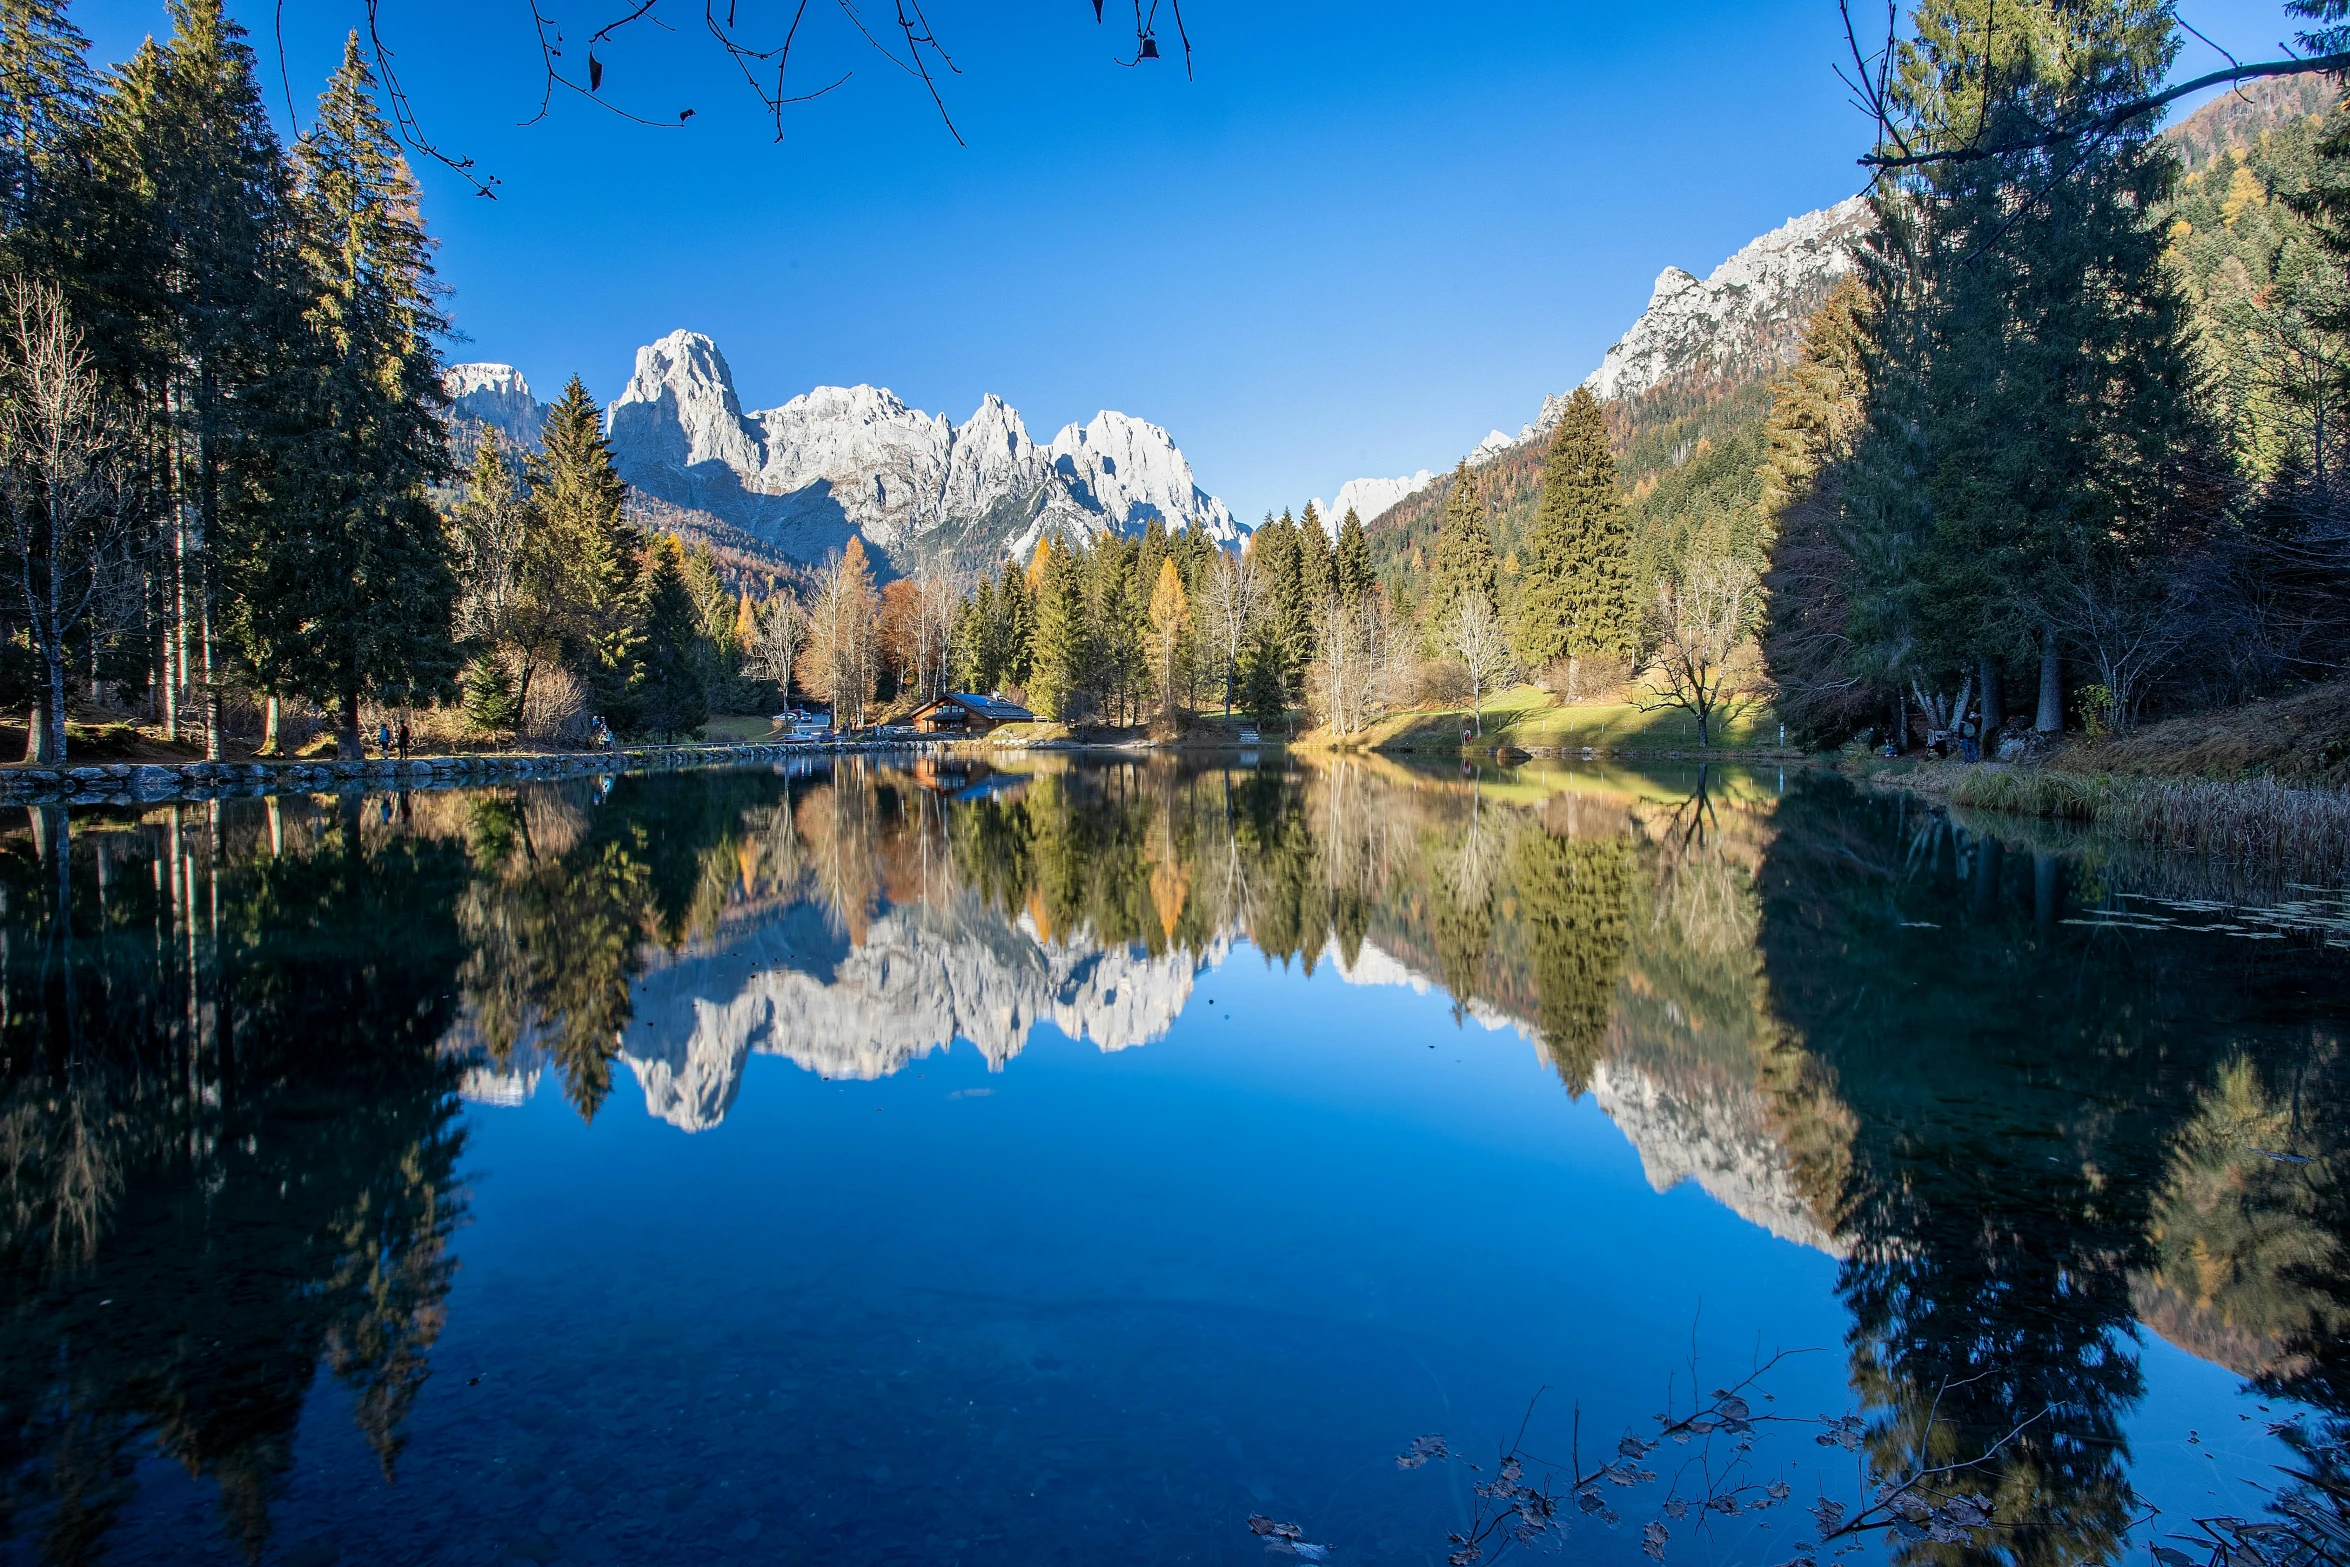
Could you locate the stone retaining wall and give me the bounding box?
[0,739,937,807]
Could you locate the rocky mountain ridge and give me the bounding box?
[444,332,1239,572]
[1316,195,1872,522]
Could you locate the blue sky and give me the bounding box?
[79,0,2312,523]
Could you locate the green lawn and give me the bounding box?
[701,713,783,742]
[1363,684,1787,754]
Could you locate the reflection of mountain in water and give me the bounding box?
[615,897,1224,1130]
[1589,1057,1845,1255]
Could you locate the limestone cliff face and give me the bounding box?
[444,331,1238,570]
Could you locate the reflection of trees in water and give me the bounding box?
[0,798,470,1562]
[8,762,2339,1563]
[1753,778,2350,1567]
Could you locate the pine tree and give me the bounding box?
[1026,535,1086,721]
[463,653,521,737]
[1295,502,1334,671]
[636,536,710,740]
[227,33,455,756]
[92,0,303,755]
[1846,0,2208,726]
[1241,626,1287,729]
[1252,512,1302,695]
[528,375,644,731]
[1514,387,1636,675]
[1092,535,1144,723]
[1335,507,1374,606]
[995,556,1032,687]
[1430,461,1497,631]
[0,0,92,238]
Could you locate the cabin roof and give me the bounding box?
[913,693,1033,722]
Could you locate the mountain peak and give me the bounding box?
[560,331,1239,568]
[1581,195,1870,405]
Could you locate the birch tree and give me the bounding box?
[1446,591,1514,738]
[742,587,805,703]
[1196,546,1260,715]
[0,279,146,765]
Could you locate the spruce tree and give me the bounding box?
[1844,0,2207,723]
[636,536,710,740]
[1514,387,1636,674]
[1252,513,1302,695]
[103,0,303,754]
[528,375,644,731]
[995,556,1032,687]
[1335,507,1374,606]
[1430,461,1497,630]
[0,0,92,238]
[1295,502,1334,671]
[1025,535,1086,721]
[229,33,455,756]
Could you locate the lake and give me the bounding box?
[0,755,2342,1567]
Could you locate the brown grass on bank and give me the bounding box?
[1946,766,2350,877]
[2057,679,2350,789]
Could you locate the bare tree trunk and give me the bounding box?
[260,694,280,756]
[1979,656,2003,735]
[25,700,46,764]
[44,647,67,765]
[2035,628,2062,734]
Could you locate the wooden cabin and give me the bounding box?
[907,693,1035,735]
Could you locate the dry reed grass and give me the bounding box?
[1950,766,2350,877]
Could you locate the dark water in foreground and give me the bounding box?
[0,757,2343,1567]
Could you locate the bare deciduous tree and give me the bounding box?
[0,281,148,766]
[1197,546,1262,716]
[1314,593,1390,741]
[1642,554,1764,748]
[1446,592,1515,738]
[742,586,807,703]
[908,566,957,706]
[799,541,880,729]
[2038,551,2200,733]
[449,439,532,650]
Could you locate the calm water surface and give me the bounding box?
[0,757,2343,1566]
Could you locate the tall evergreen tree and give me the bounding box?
[995,554,1032,687]
[1026,534,1086,721]
[1845,0,2208,731]
[527,375,643,730]
[0,0,91,239]
[1251,512,1302,695]
[1334,507,1374,606]
[1430,461,1497,630]
[228,34,455,756]
[97,0,300,755]
[1295,502,1335,670]
[636,535,710,740]
[1514,387,1637,676]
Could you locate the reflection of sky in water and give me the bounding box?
[7,761,2342,1565]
